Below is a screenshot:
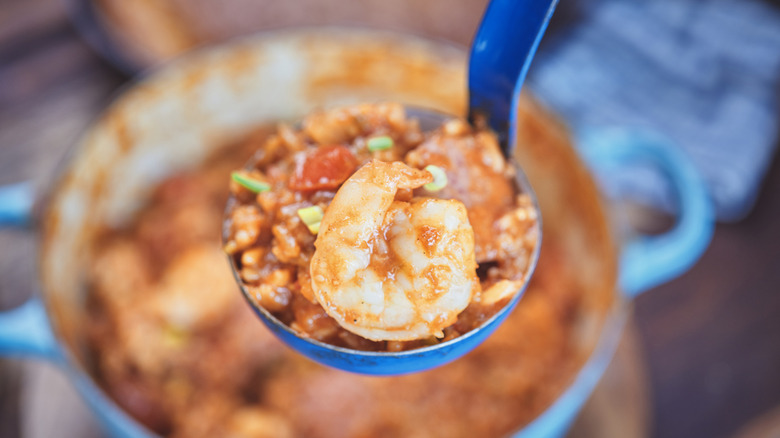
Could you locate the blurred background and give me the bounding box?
[1,0,779,437]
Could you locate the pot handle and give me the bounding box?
[0,182,59,360]
[0,298,58,360]
[577,128,714,297]
[0,182,34,226]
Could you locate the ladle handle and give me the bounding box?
[0,182,59,360]
[578,128,714,296]
[469,0,559,146]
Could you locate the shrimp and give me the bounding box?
[310,160,480,341]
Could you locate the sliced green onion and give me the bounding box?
[367,135,394,151]
[423,165,448,192]
[297,205,323,224]
[297,206,324,234]
[231,171,270,193]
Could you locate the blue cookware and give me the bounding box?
[0,11,713,437]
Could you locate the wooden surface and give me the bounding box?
[634,151,780,438]
[1,1,780,437]
[568,321,650,438]
[732,405,780,438]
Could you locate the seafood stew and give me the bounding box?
[223,103,539,350]
[86,111,592,437]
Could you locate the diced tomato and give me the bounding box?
[288,145,359,191]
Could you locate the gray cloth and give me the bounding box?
[528,0,780,221]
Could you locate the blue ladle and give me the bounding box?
[232,0,559,375]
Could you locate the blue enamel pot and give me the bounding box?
[0,28,713,437]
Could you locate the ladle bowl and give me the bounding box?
[224,107,542,375]
[224,0,559,375]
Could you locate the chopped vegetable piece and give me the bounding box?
[367,136,394,151]
[289,145,358,191]
[423,165,448,192]
[231,171,271,193]
[297,206,324,227]
[298,206,323,234]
